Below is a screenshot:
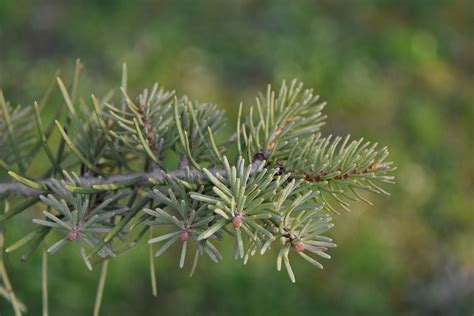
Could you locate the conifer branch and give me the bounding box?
[0,61,395,313]
[0,167,227,197]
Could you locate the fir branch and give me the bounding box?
[0,62,395,314]
[0,167,230,197]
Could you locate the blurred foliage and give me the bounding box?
[0,0,473,315]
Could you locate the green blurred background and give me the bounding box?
[1,0,473,315]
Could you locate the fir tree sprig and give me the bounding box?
[0,61,394,315]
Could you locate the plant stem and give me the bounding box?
[0,167,224,196]
[0,160,268,197]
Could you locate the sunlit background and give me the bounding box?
[1,1,473,315]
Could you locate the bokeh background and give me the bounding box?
[1,0,473,315]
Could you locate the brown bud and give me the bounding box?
[293,241,305,252]
[106,118,113,128]
[67,227,79,241]
[180,230,190,241]
[232,215,243,230]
